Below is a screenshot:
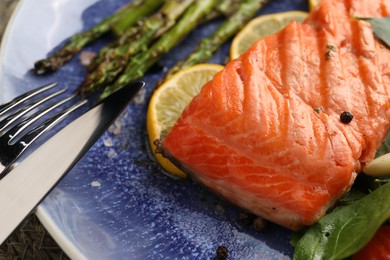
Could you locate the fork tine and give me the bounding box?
[14,98,88,148]
[7,94,79,143]
[0,82,58,117]
[0,98,88,178]
[0,88,66,135]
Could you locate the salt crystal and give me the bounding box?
[107,148,117,158]
[103,137,113,147]
[133,87,146,105]
[79,51,96,66]
[91,181,101,187]
[108,119,123,135]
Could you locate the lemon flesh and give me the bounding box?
[230,11,308,60]
[147,64,223,178]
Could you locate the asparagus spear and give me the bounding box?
[162,0,268,82]
[213,0,243,17]
[201,0,242,22]
[86,27,140,72]
[88,0,237,72]
[33,0,163,75]
[87,25,141,72]
[99,0,219,99]
[78,0,195,95]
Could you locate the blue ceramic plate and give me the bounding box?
[0,0,308,258]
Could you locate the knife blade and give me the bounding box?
[0,81,144,244]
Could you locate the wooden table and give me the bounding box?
[0,1,69,258]
[0,0,18,38]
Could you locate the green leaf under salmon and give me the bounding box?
[293,182,390,260]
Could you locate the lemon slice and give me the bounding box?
[147,64,223,178]
[230,11,308,60]
[308,0,321,9]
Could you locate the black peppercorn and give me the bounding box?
[253,217,268,232]
[237,212,251,227]
[216,245,228,260]
[340,111,353,124]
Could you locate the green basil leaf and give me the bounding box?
[376,132,390,158]
[293,182,390,260]
[290,231,304,247]
[337,189,367,206]
[357,16,390,48]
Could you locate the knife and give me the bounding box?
[0,81,144,244]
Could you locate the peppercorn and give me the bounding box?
[253,217,268,232]
[237,211,255,227]
[340,111,353,124]
[216,245,228,260]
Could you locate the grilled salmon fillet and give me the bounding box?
[161,0,390,230]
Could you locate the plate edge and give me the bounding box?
[35,206,87,260]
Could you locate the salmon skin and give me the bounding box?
[162,0,390,230]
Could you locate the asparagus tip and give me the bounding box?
[33,59,59,75]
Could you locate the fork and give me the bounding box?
[0,82,87,178]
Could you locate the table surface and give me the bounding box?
[0,0,68,259]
